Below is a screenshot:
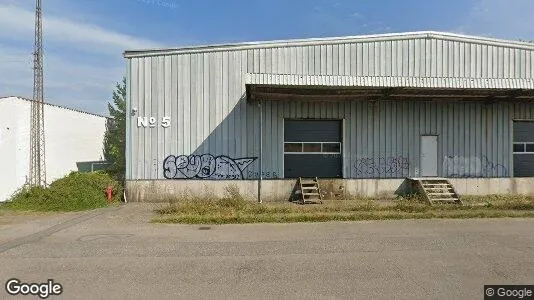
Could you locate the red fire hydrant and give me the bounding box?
[105,185,113,202]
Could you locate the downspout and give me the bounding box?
[258,99,263,203]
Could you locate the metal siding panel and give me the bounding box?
[509,48,515,78]
[314,45,321,75]
[233,51,243,158]
[290,47,297,74]
[126,59,133,180]
[413,39,420,77]
[458,42,465,77]
[481,44,488,77]
[378,41,385,76]
[369,42,376,76]
[385,40,392,76]
[184,55,192,156]
[519,50,526,78]
[147,58,156,179]
[221,52,229,156]
[475,44,481,77]
[202,54,210,154]
[447,41,454,77]
[332,44,339,75]
[253,49,260,73]
[447,103,455,176]
[258,48,265,73]
[271,48,279,73]
[528,51,532,78]
[343,44,349,75]
[208,53,217,153]
[264,48,272,74]
[246,49,253,73]
[296,47,303,74]
[491,46,498,78]
[155,56,164,179]
[372,102,380,177]
[362,42,369,76]
[136,58,144,179]
[302,46,309,75]
[453,42,460,77]
[193,54,203,155]
[163,56,171,167]
[356,43,362,76]
[391,41,398,76]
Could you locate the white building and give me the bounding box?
[0,96,108,202]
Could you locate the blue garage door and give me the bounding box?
[284,120,342,178]
[513,121,534,177]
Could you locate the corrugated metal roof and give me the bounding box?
[245,73,534,90]
[0,96,109,118]
[124,31,534,58]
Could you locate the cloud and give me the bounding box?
[457,0,534,40]
[0,2,167,115]
[0,4,165,55]
[0,43,123,115]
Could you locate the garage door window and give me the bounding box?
[284,142,341,154]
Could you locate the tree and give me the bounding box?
[104,77,126,184]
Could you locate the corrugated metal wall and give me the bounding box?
[127,37,534,180]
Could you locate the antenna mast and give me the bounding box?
[29,0,46,187]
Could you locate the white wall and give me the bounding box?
[0,97,108,202]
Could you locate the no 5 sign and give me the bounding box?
[137,116,171,128]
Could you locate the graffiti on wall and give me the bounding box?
[443,155,508,177]
[163,154,257,180]
[247,171,280,179]
[353,156,410,177]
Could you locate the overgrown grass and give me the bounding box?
[152,187,534,224]
[1,172,122,212]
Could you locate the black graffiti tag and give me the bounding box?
[163,154,257,180]
[354,156,410,177]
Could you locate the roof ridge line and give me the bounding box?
[0,96,108,118]
[124,31,534,58]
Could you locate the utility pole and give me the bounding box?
[29,0,46,187]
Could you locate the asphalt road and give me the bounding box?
[0,204,533,299]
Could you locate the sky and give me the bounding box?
[0,0,533,116]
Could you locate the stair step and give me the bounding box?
[428,192,456,196]
[302,187,318,191]
[430,198,459,202]
[425,187,453,190]
[303,193,320,196]
[423,184,450,187]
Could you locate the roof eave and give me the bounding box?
[123,31,534,58]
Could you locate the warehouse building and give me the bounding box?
[0,96,108,202]
[123,31,534,202]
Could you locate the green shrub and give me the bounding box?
[3,171,121,212]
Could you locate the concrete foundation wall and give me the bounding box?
[126,178,534,202]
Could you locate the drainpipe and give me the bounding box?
[258,99,263,203]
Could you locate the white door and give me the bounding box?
[421,135,438,177]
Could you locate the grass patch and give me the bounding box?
[1,172,122,212]
[152,191,534,224]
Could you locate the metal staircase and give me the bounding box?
[412,178,462,205]
[298,177,323,204]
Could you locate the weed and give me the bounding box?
[152,194,534,224]
[2,172,121,212]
